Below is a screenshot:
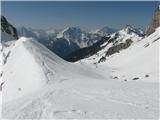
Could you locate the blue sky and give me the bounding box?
[1,1,159,31]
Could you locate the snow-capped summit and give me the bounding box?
[55,26,105,50]
[56,27,85,46]
[57,27,82,38]
[121,25,144,36]
[93,26,117,36]
[110,25,144,44]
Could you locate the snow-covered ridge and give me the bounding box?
[82,26,160,83]
[2,38,48,103]
[2,37,105,103]
[110,25,144,43]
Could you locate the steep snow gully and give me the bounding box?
[1,27,159,119]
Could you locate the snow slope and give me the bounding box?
[104,27,160,83]
[82,27,160,83]
[1,36,159,119]
[2,37,104,103]
[86,25,144,63]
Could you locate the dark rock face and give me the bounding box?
[65,36,110,62]
[98,56,106,63]
[1,16,19,40]
[106,39,133,56]
[50,38,80,58]
[65,35,134,62]
[146,6,160,35]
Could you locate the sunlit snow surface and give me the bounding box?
[1,28,159,119]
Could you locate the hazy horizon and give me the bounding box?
[2,1,159,31]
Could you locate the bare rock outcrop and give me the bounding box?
[146,6,160,35]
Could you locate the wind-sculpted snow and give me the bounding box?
[1,36,159,119]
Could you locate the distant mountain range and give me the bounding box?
[1,17,144,60]
[17,26,117,58]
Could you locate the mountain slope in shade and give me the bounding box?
[1,34,159,119]
[1,16,18,42]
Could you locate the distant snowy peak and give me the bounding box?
[94,26,117,36]
[46,29,59,36]
[122,25,144,36]
[110,25,144,43]
[56,27,100,48]
[56,27,84,45]
[57,27,83,38]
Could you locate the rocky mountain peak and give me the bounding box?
[146,5,160,35]
[1,16,19,41]
[122,25,144,37]
[56,27,83,40]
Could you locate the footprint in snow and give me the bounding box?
[145,74,149,78]
[132,77,140,80]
